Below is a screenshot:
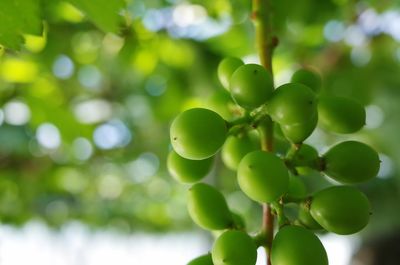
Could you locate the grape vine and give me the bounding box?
[167,1,380,264]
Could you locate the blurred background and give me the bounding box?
[0,0,399,264]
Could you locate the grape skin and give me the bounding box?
[170,108,228,160]
[229,64,274,109]
[238,150,289,203]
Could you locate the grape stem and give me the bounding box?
[227,113,252,129]
[252,1,277,264]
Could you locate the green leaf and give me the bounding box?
[66,0,125,33]
[0,0,42,49]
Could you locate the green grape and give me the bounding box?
[229,64,274,109]
[289,144,320,175]
[267,83,317,125]
[231,211,246,230]
[167,150,213,183]
[318,96,366,134]
[273,121,287,141]
[289,144,319,167]
[206,89,239,121]
[170,108,228,160]
[271,225,328,265]
[310,186,371,235]
[212,230,257,265]
[218,57,244,90]
[323,141,380,183]
[291,68,322,93]
[188,183,233,230]
[221,131,260,171]
[298,204,323,230]
[287,175,307,199]
[280,112,317,144]
[238,150,289,203]
[188,254,214,265]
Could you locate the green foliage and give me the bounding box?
[0,0,125,49]
[0,0,42,49]
[67,0,125,33]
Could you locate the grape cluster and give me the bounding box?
[168,57,380,265]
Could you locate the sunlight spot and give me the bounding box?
[377,154,394,179]
[53,55,74,79]
[173,4,207,27]
[98,175,123,199]
[72,137,93,160]
[324,20,345,42]
[74,99,112,124]
[350,47,371,67]
[4,100,31,125]
[127,152,159,183]
[78,65,102,89]
[37,123,61,150]
[365,105,384,129]
[93,120,131,150]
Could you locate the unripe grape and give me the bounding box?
[287,175,307,199]
[238,151,289,203]
[188,183,233,230]
[289,144,320,175]
[231,211,246,230]
[271,225,328,265]
[280,113,317,144]
[218,57,244,90]
[212,230,257,265]
[318,96,365,134]
[310,186,371,235]
[323,141,380,184]
[298,205,324,231]
[291,68,322,93]
[289,144,319,168]
[230,64,274,109]
[206,89,239,121]
[170,108,228,160]
[221,131,260,171]
[188,254,214,265]
[267,83,317,125]
[167,150,213,183]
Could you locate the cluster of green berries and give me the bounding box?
[167,57,380,265]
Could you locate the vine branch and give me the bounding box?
[252,1,277,265]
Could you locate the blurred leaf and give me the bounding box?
[66,0,125,33]
[0,0,42,49]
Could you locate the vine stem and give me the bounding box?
[252,1,277,265]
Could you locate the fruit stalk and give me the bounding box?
[252,0,276,76]
[252,1,277,264]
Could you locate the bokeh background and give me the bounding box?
[0,0,399,264]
